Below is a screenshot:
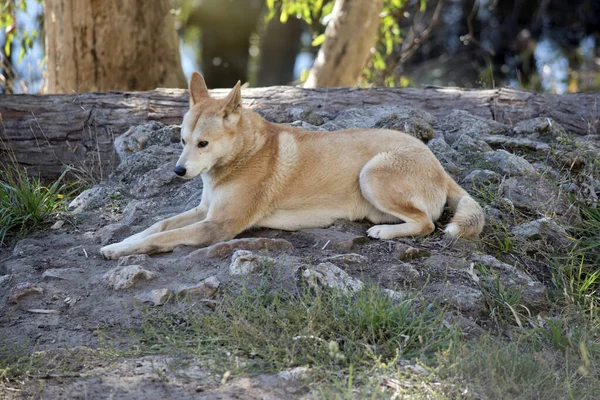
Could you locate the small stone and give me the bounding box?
[187,238,294,259]
[118,254,151,266]
[278,366,310,381]
[322,253,368,264]
[42,268,84,281]
[394,244,430,261]
[50,220,65,230]
[294,229,368,252]
[374,110,435,142]
[381,288,407,301]
[103,265,157,290]
[302,263,364,294]
[7,282,44,304]
[229,250,274,276]
[0,274,13,286]
[177,276,220,299]
[301,110,325,126]
[136,288,173,306]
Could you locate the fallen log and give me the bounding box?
[1,86,599,180]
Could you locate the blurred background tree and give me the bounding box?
[1,0,599,93]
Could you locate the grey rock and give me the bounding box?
[0,274,13,286]
[94,223,132,245]
[463,169,500,189]
[42,268,85,281]
[118,254,151,266]
[451,134,492,153]
[481,135,551,152]
[303,263,364,294]
[436,110,508,145]
[177,276,220,299]
[373,109,435,142]
[103,265,157,290]
[483,150,538,177]
[12,238,45,257]
[322,253,369,265]
[394,244,430,261]
[135,288,173,306]
[512,218,571,248]
[429,283,483,314]
[513,117,566,137]
[426,137,462,175]
[229,250,275,276]
[114,122,180,163]
[320,106,436,143]
[68,185,114,213]
[501,177,581,225]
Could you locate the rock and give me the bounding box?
[426,137,463,175]
[42,268,85,281]
[229,250,275,276]
[483,150,538,177]
[513,117,566,137]
[501,177,580,225]
[512,218,572,248]
[320,106,436,143]
[294,229,368,252]
[12,238,44,257]
[94,223,132,245]
[322,253,369,265]
[187,238,294,259]
[68,185,114,213]
[394,244,430,261]
[481,135,551,152]
[436,110,508,144]
[462,169,500,189]
[50,220,65,230]
[65,245,88,257]
[7,282,44,304]
[278,366,310,381]
[177,276,220,299]
[302,263,364,294]
[373,109,435,142]
[299,110,325,126]
[114,122,181,163]
[135,288,173,306]
[103,265,157,290]
[381,288,407,301]
[428,283,483,314]
[0,274,13,286]
[118,254,151,266]
[393,263,422,284]
[451,134,492,153]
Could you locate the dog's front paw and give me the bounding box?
[366,225,397,240]
[100,242,133,260]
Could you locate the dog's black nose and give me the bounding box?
[174,166,187,176]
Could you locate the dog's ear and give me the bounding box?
[189,72,209,106]
[221,80,242,122]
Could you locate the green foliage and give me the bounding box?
[267,0,423,86]
[0,0,42,62]
[0,166,76,244]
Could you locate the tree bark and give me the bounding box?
[304,0,384,88]
[44,0,186,93]
[1,86,599,180]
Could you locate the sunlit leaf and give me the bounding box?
[312,33,326,47]
[280,9,288,23]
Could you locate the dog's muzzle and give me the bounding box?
[174,165,187,176]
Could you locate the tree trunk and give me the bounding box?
[256,17,304,86]
[44,0,186,93]
[1,86,599,180]
[304,0,384,88]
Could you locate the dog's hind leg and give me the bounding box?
[122,204,208,243]
[359,152,445,239]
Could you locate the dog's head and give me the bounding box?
[175,72,242,179]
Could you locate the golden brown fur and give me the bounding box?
[100,73,484,259]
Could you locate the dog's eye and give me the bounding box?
[181,139,186,145]
[198,141,209,148]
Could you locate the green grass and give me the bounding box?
[0,166,77,244]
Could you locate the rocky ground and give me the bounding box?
[1,105,599,398]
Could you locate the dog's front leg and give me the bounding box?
[100,218,242,260]
[122,204,208,243]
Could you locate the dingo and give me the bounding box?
[100,73,484,259]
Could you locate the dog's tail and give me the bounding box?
[444,176,484,238]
